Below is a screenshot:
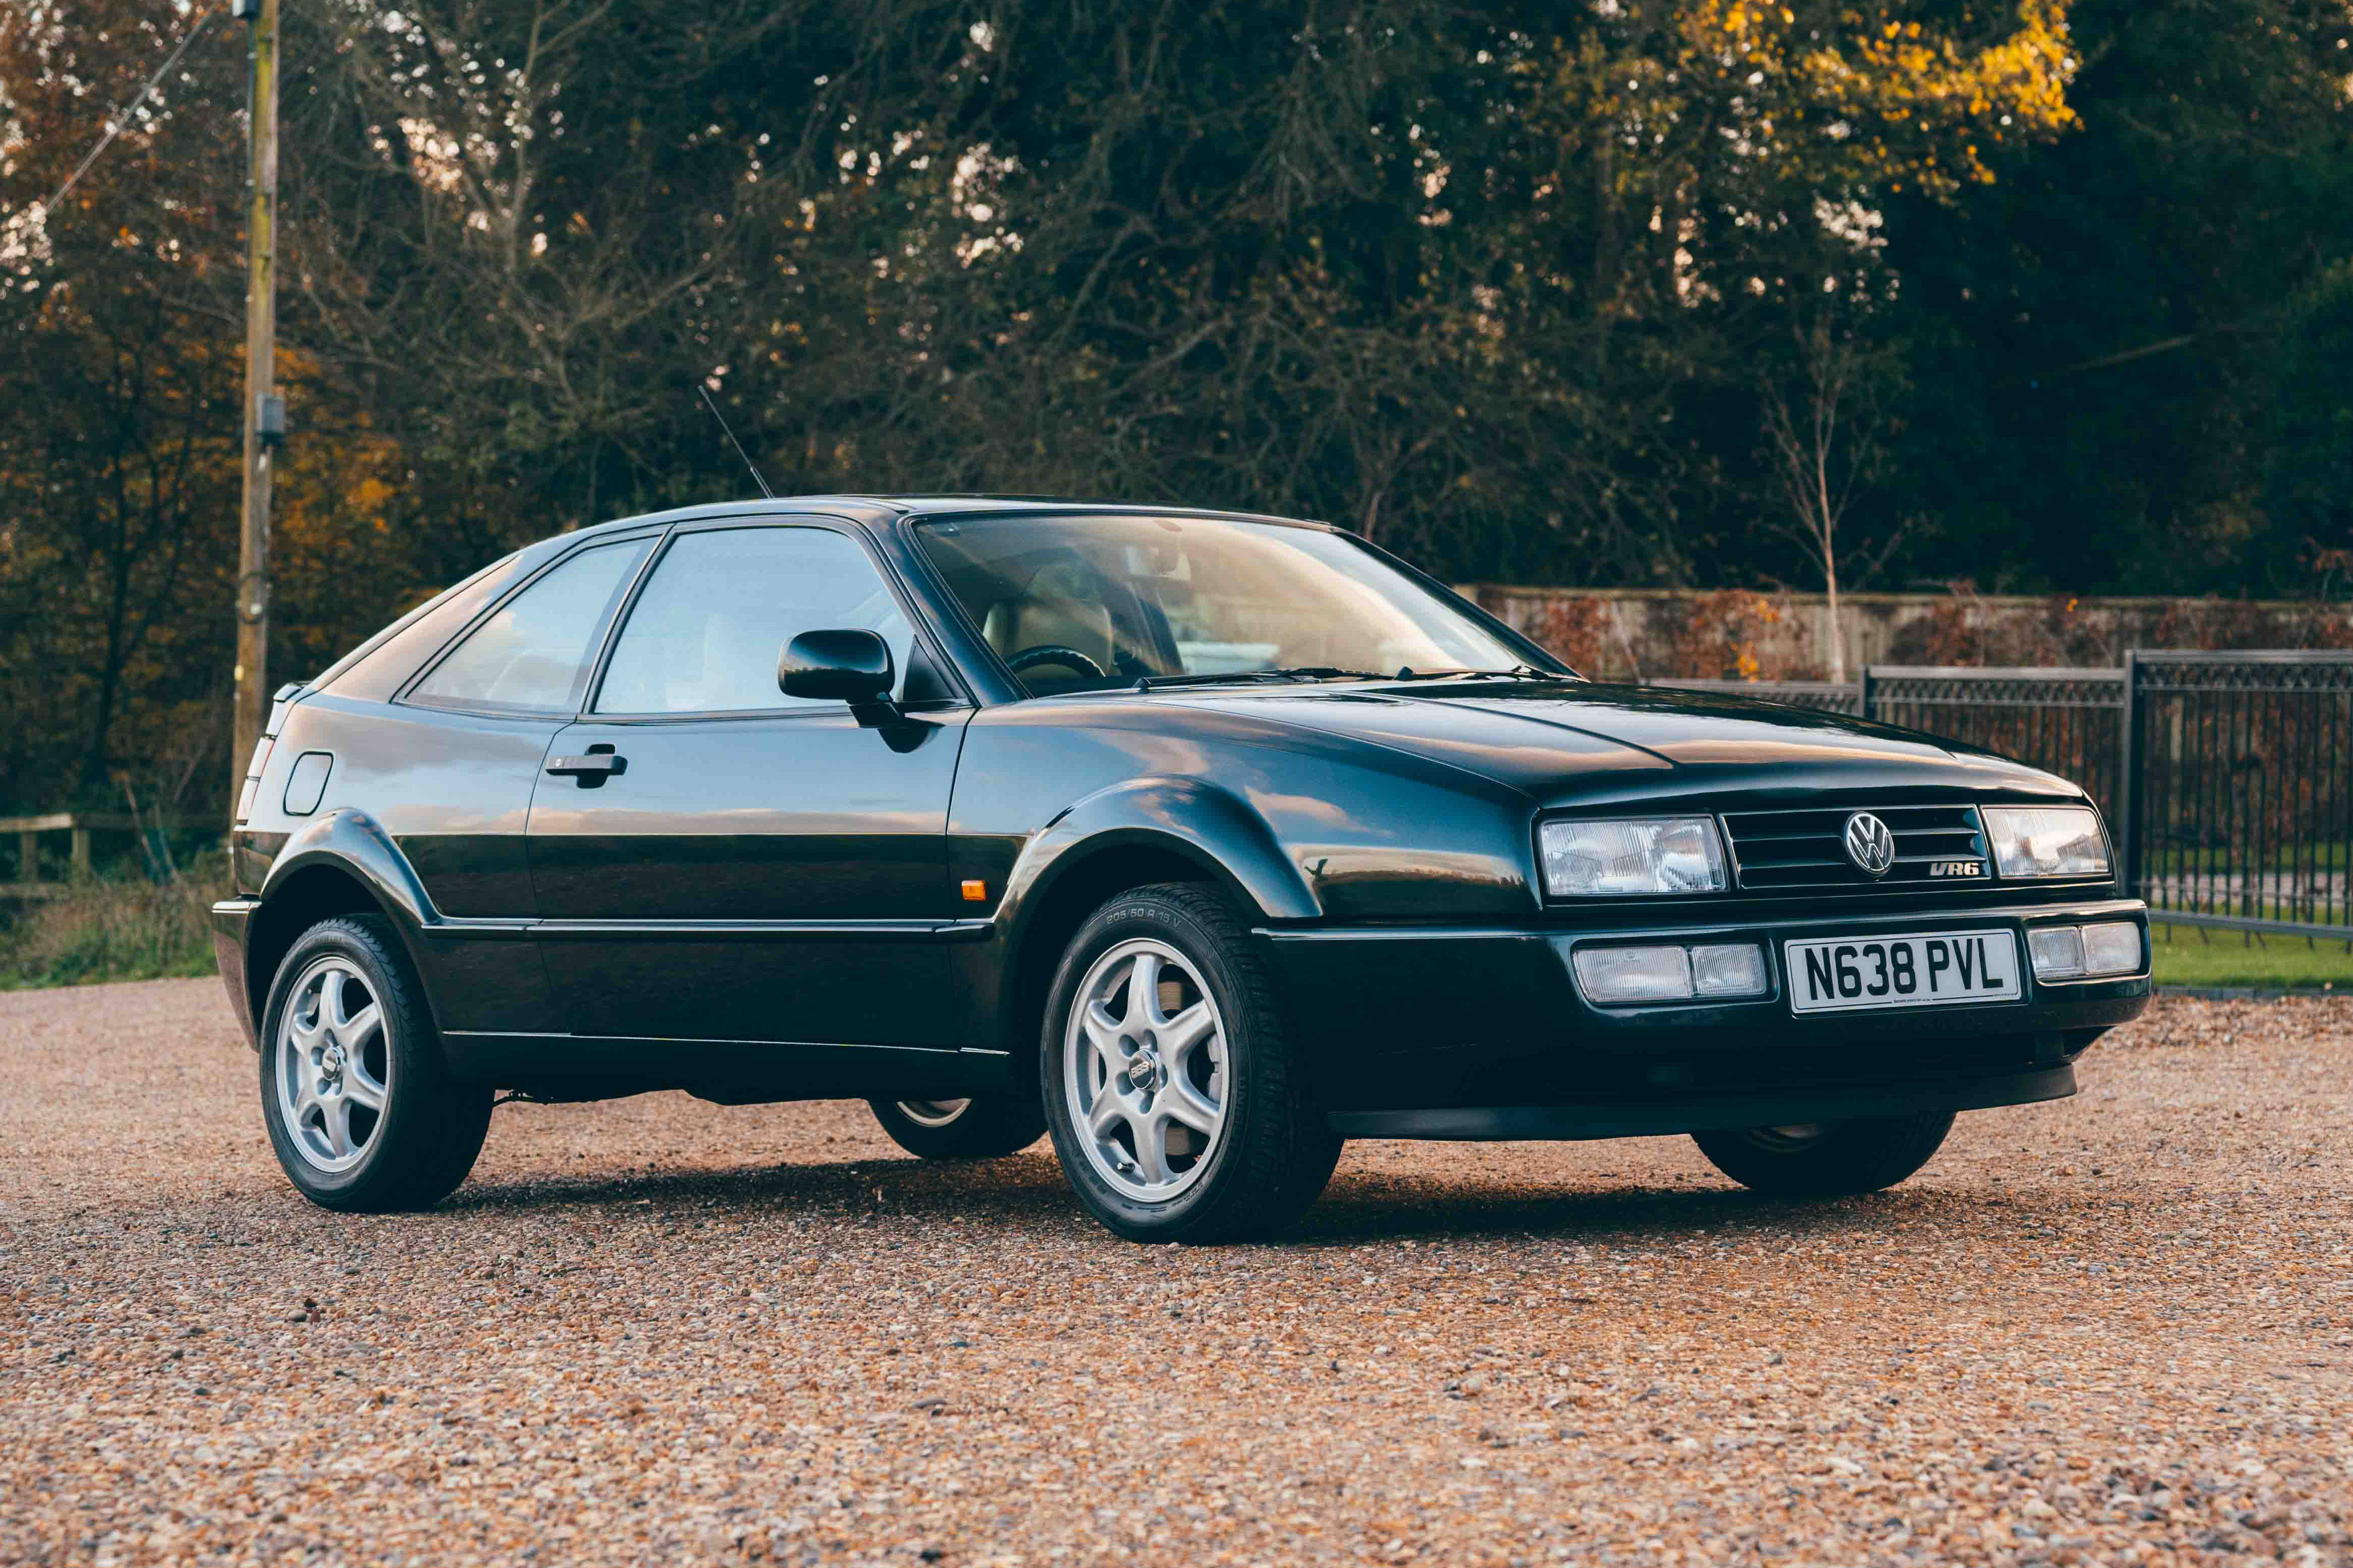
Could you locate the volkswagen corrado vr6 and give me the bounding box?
[212,496,2152,1242]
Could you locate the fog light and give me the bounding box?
[1573,945,1692,1004]
[1573,942,1771,1004]
[1691,942,1769,998]
[2028,926,2086,979]
[2080,921,2142,976]
[2029,922,2143,981]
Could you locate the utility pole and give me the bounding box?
[231,0,282,805]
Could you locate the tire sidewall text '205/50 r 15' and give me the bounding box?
[257,915,493,1212]
[1041,883,1342,1243]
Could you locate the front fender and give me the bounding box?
[1011,775,1321,926]
[956,777,1316,1056]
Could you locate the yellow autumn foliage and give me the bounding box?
[1679,1,2078,194]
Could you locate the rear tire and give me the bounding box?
[1041,882,1341,1243]
[257,915,491,1211]
[867,1095,1046,1159]
[1691,1112,1954,1197]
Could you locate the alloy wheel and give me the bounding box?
[275,956,391,1173]
[1062,937,1229,1202]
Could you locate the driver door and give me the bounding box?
[525,518,972,1048]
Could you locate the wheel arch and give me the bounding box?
[246,811,439,1041]
[988,777,1316,1064]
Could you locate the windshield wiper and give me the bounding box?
[1386,664,1577,683]
[1132,666,1382,691]
[1133,664,1578,691]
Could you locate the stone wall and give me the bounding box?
[1461,585,2353,683]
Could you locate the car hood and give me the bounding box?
[1153,679,2085,808]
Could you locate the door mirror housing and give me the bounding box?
[780,629,899,724]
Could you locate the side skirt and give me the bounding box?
[442,1030,1019,1103]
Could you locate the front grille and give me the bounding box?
[1722,804,1989,894]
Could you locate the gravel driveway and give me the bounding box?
[4,980,2349,1566]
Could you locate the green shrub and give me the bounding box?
[0,875,227,989]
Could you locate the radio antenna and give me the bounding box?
[696,381,775,498]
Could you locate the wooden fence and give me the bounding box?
[2,812,212,900]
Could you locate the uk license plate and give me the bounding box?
[1783,929,2021,1014]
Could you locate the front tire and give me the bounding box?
[1691,1112,1954,1197]
[867,1095,1046,1159]
[1041,883,1341,1243]
[258,915,491,1211]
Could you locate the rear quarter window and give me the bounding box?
[404,537,652,715]
[315,557,518,704]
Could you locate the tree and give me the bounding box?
[2263,259,2353,563]
[1876,0,2353,594]
[0,2,246,809]
[275,0,2087,589]
[1759,310,1906,682]
[12,0,2353,812]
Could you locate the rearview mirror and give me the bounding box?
[780,629,898,724]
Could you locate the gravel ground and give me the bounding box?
[4,981,2350,1567]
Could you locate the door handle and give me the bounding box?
[545,748,626,787]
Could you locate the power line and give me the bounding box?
[37,13,219,218]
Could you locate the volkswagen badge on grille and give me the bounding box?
[1843,811,1896,876]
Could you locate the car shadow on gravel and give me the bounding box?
[439,1149,1080,1222]
[430,1150,1998,1249]
[1296,1174,1969,1245]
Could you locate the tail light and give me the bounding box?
[235,734,275,823]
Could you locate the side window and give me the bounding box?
[593,527,914,714]
[408,537,651,714]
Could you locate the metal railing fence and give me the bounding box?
[1651,652,2353,939]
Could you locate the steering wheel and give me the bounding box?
[1005,644,1109,681]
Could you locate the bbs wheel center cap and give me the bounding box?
[1126,1043,1163,1095]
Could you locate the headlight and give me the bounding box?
[1539,816,1726,897]
[1982,805,2110,880]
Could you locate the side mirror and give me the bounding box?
[780,628,899,724]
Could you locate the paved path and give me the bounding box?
[4,980,2349,1565]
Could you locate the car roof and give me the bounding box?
[554,494,1335,549]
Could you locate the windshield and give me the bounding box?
[914,513,1540,695]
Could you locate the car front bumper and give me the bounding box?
[1258,897,2153,1138]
